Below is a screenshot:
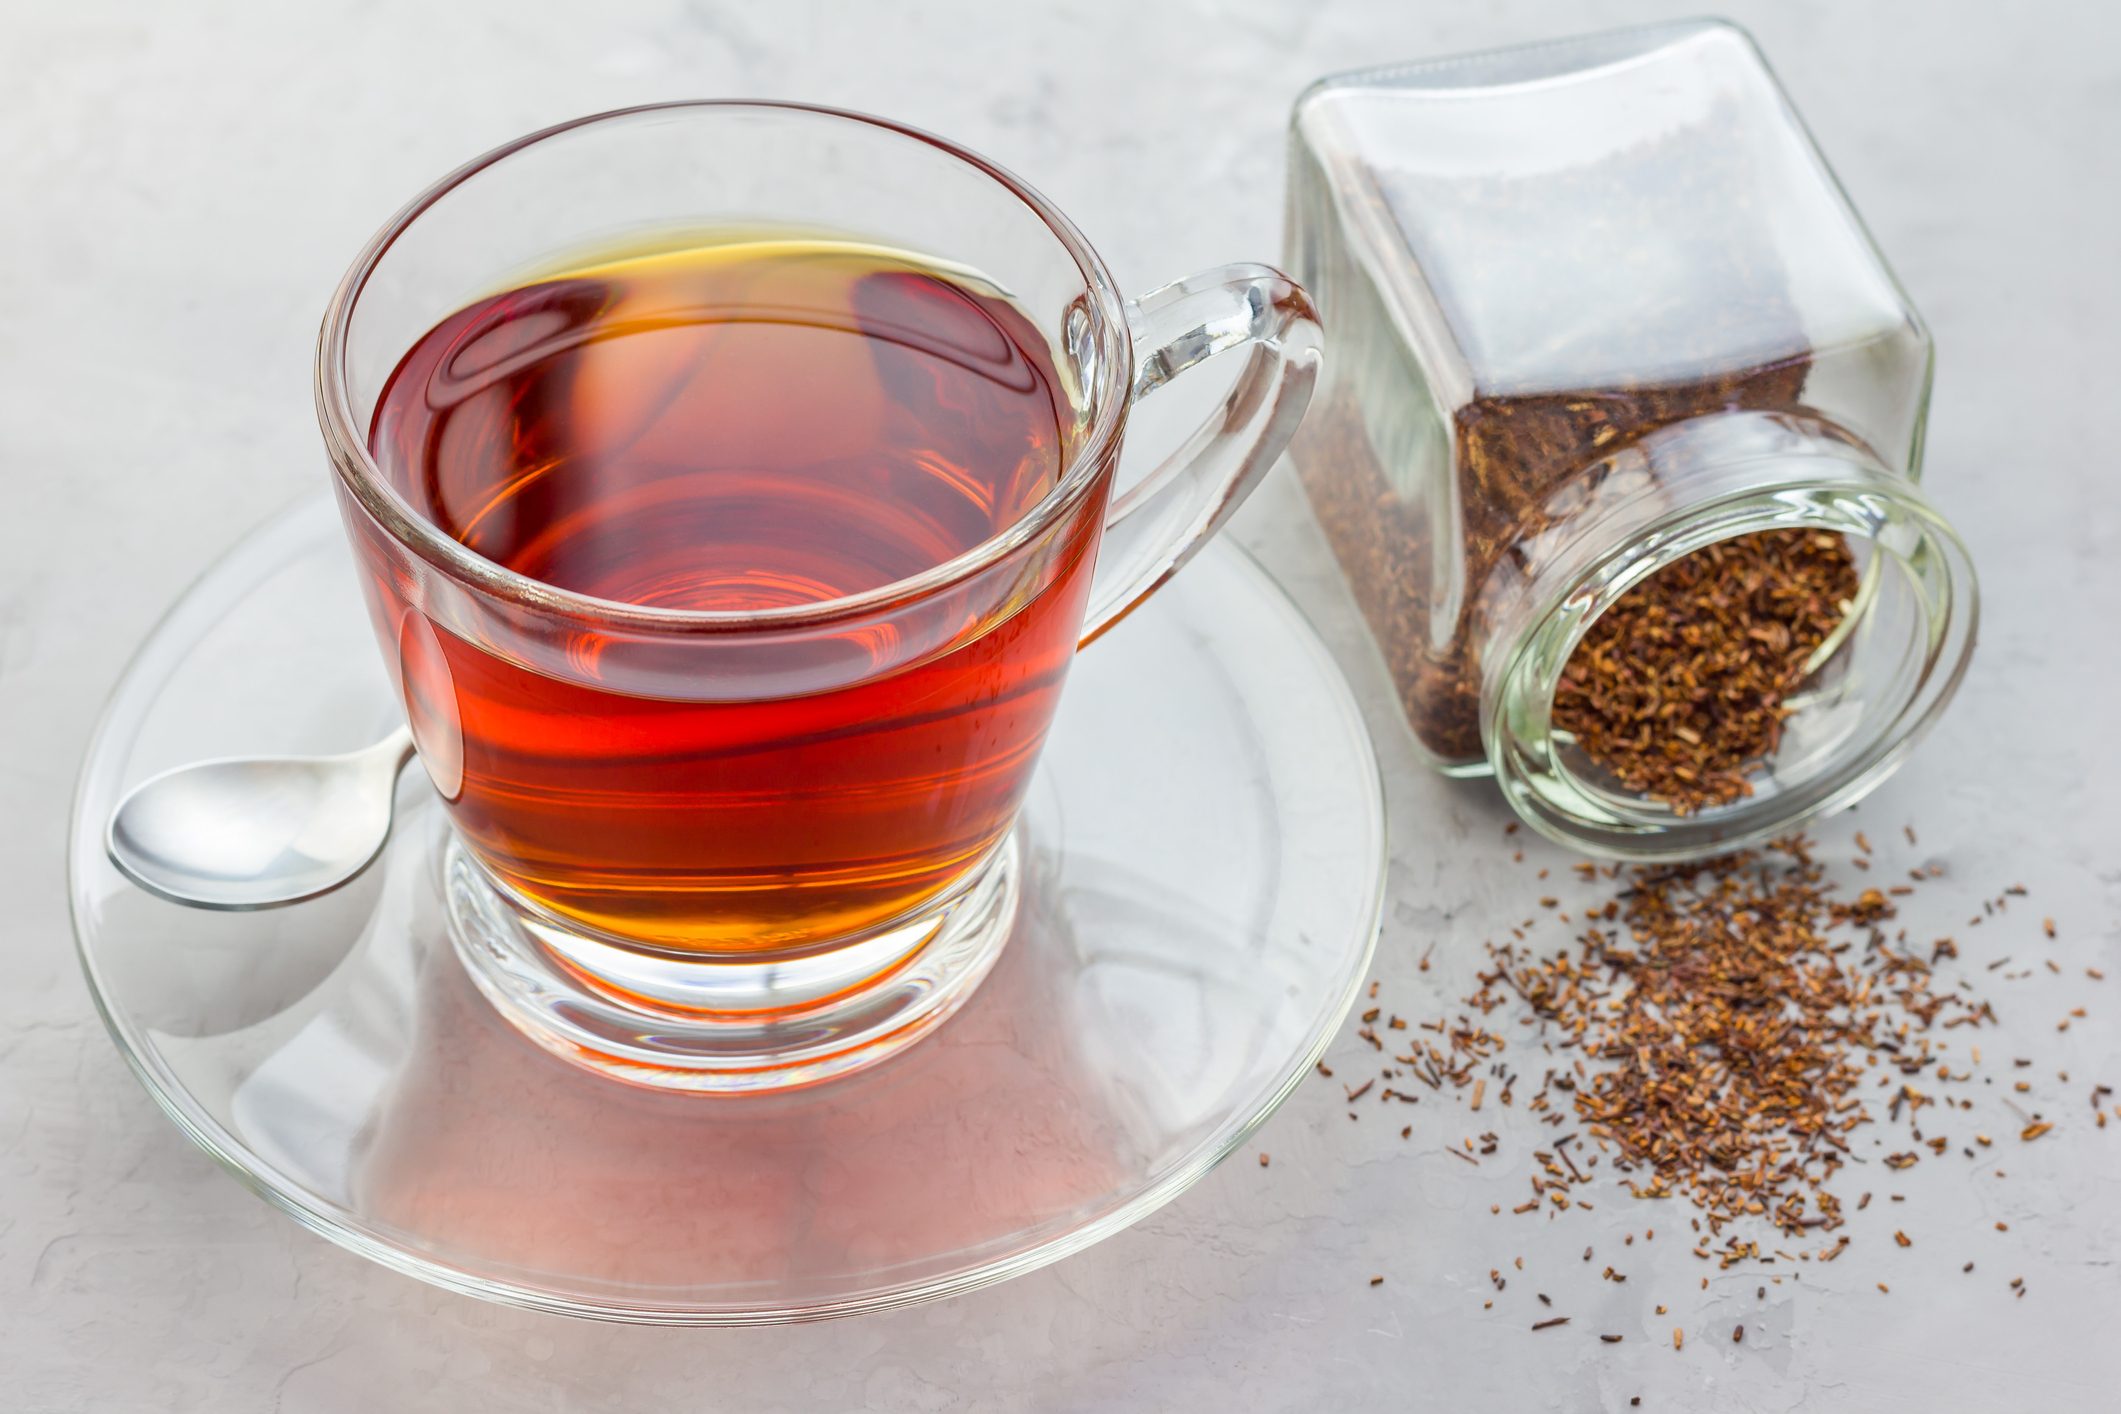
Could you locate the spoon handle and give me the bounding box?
[365,724,418,771]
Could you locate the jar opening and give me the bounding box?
[1485,469,1977,860]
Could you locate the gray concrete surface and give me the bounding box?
[4,1,2118,1409]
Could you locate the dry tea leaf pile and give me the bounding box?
[1553,530,1858,813]
[1480,838,1986,1259]
[1321,826,2109,1321]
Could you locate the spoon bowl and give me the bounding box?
[107,726,415,910]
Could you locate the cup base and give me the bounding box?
[443,833,1021,1093]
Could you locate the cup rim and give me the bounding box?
[314,100,1134,632]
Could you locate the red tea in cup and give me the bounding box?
[365,239,1096,951]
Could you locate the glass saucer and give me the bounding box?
[68,498,1383,1324]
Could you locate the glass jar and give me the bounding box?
[1285,19,1978,859]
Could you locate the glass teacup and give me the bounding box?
[316,103,1319,1090]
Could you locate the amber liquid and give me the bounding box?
[366,239,1097,953]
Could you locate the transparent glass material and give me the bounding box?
[69,501,1383,1322]
[1286,20,1978,859]
[315,104,1322,1088]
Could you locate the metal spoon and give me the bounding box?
[106,726,415,910]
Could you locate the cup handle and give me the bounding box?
[1077,263,1323,647]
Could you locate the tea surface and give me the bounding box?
[374,239,1067,610]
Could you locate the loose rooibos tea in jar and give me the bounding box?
[1286,19,1978,859]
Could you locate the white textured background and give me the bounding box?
[4,1,2118,1409]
